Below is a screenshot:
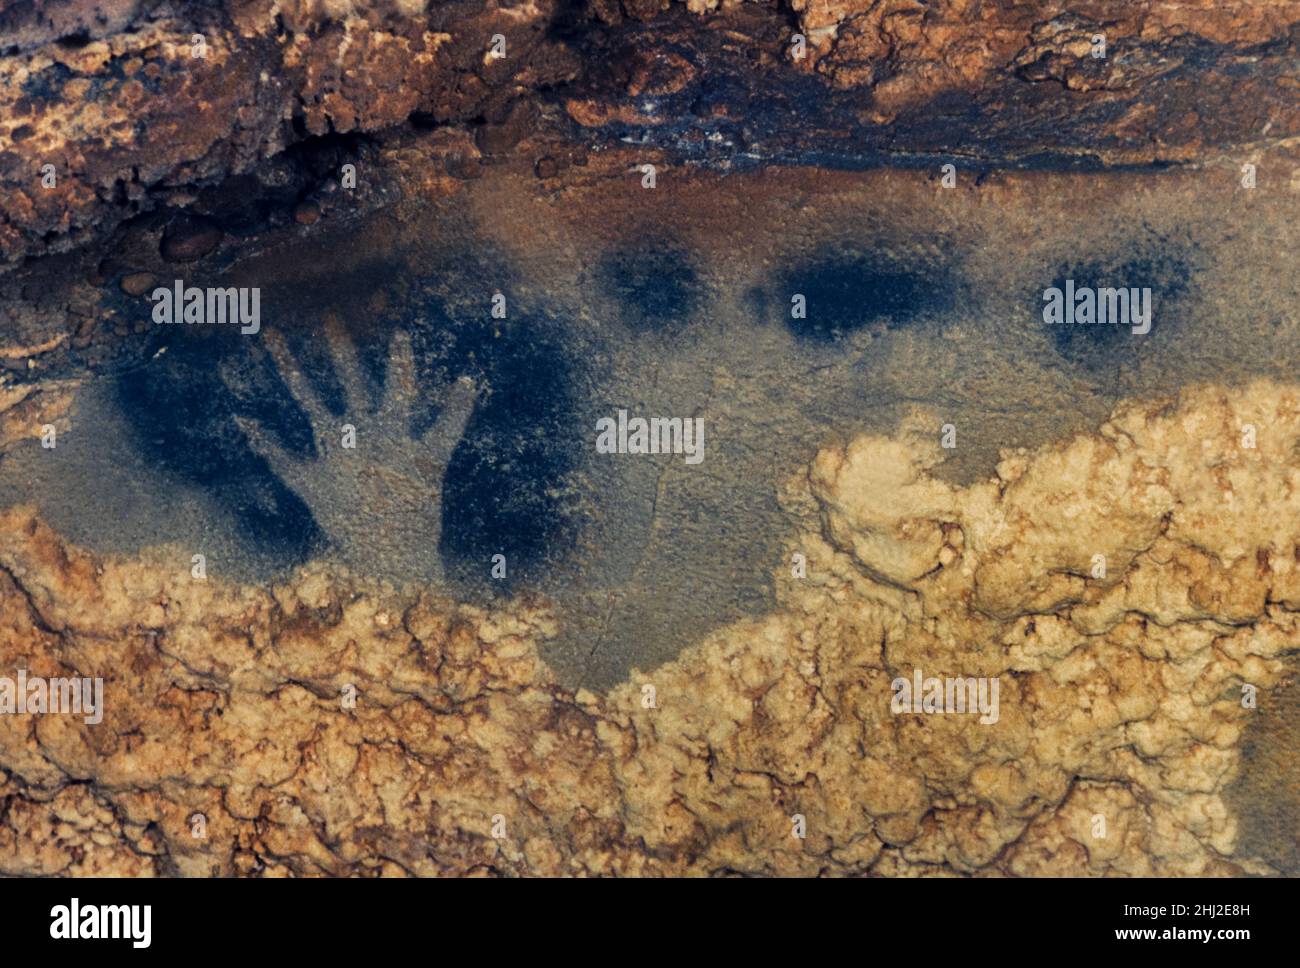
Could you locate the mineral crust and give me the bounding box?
[1,380,1296,876]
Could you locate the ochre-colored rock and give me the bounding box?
[3,1,1297,270]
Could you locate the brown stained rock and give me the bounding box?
[794,0,1298,95]
[119,271,157,295]
[622,0,670,21]
[624,48,696,97]
[0,0,572,271]
[443,152,483,180]
[2,2,1297,273]
[475,99,539,156]
[534,155,559,179]
[7,0,1300,271]
[70,320,96,348]
[292,200,321,225]
[160,217,223,263]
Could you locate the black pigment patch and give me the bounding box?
[409,304,584,592]
[596,242,701,336]
[113,326,321,564]
[21,61,72,100]
[780,248,956,342]
[1044,246,1193,366]
[198,174,295,238]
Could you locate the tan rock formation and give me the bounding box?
[2,379,1295,875]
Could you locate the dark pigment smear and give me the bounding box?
[417,301,586,594]
[1044,243,1195,368]
[778,248,958,342]
[595,242,702,337]
[111,291,587,592]
[113,325,323,566]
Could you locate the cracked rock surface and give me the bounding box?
[3,0,1299,269]
[0,0,579,268]
[2,380,1295,875]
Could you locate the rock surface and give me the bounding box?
[3,0,1299,269]
[1,380,1295,875]
[2,0,1297,881]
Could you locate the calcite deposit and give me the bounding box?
[2,380,1295,876]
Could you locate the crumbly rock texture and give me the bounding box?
[4,0,1298,268]
[1,379,1296,876]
